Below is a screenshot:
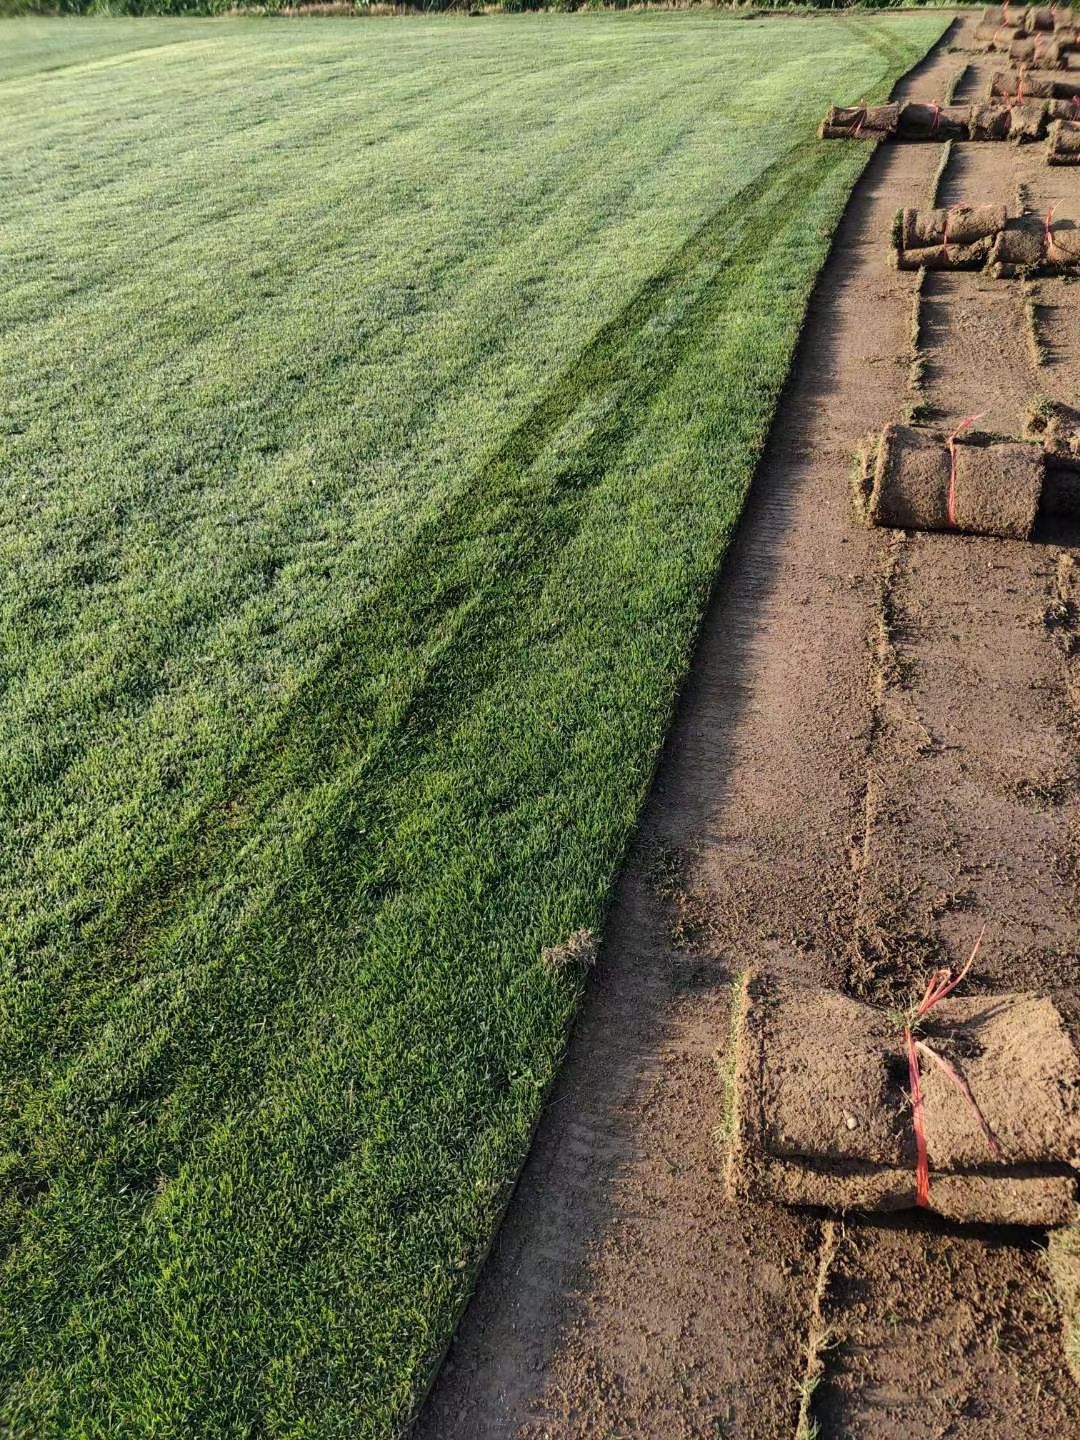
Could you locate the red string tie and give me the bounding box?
[947,412,986,528]
[1044,203,1058,261]
[903,928,1003,1208]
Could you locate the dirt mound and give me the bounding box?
[727,973,1080,1226]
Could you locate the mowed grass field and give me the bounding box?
[0,12,947,1437]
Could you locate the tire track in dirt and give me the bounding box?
[415,24,1011,1440]
[815,19,1080,1439]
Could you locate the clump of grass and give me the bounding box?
[851,430,881,520]
[1025,390,1058,436]
[1022,280,1048,368]
[794,1221,841,1440]
[1047,1226,1080,1385]
[904,266,931,421]
[944,64,969,104]
[927,137,954,208]
[540,928,597,974]
[890,205,905,252]
[717,971,750,1154]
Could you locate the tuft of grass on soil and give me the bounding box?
[0,11,948,1438]
[1048,1226,1080,1385]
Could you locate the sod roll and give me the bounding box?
[1026,5,1057,30]
[867,424,950,530]
[970,101,1015,139]
[975,21,1028,45]
[897,240,994,271]
[1046,213,1080,264]
[1010,34,1066,64]
[987,68,1080,98]
[901,203,1007,249]
[896,102,970,140]
[894,204,1005,271]
[727,974,1080,1226]
[1009,97,1052,138]
[867,424,1043,538]
[990,211,1080,271]
[818,103,899,140]
[952,441,1044,536]
[1048,117,1080,161]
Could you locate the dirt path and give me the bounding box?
[416,18,1080,1438]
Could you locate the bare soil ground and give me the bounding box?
[416,17,1080,1438]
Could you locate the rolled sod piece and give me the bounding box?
[865,424,1043,538]
[901,203,1006,249]
[818,103,899,140]
[1048,117,1080,161]
[1046,213,1080,264]
[1011,34,1066,64]
[987,68,1080,98]
[990,212,1080,272]
[975,22,1028,45]
[897,239,994,270]
[896,102,970,140]
[1026,4,1057,30]
[952,440,1044,535]
[1008,97,1052,138]
[969,101,1015,138]
[726,974,1080,1226]
[1049,96,1080,119]
[894,204,1005,270]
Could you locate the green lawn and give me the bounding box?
[0,12,946,1437]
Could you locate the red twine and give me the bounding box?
[940,203,957,259]
[929,101,942,137]
[1044,203,1058,260]
[903,927,1002,1208]
[946,412,986,528]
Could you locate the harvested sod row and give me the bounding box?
[988,68,1080,99]
[820,98,1071,142]
[0,12,951,1440]
[893,204,1080,272]
[893,201,1007,269]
